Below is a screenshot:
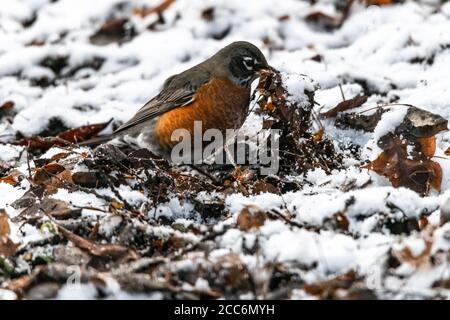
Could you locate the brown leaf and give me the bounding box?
[416,136,436,157]
[0,238,19,257]
[109,199,124,211]
[57,119,112,143]
[6,274,35,294]
[33,162,66,185]
[33,162,73,195]
[40,198,82,220]
[252,180,280,195]
[321,95,368,118]
[237,205,267,231]
[15,136,69,150]
[0,210,19,257]
[201,7,214,21]
[432,278,450,289]
[335,109,384,132]
[305,11,340,29]
[419,217,429,229]
[45,169,73,195]
[311,127,325,143]
[304,271,361,299]
[363,135,443,195]
[49,152,71,162]
[0,210,10,239]
[324,212,349,231]
[133,0,176,17]
[0,170,25,186]
[57,224,139,262]
[213,253,250,289]
[445,146,450,156]
[72,171,107,188]
[365,0,394,5]
[0,101,14,110]
[395,238,433,268]
[15,120,112,151]
[0,175,18,186]
[264,101,276,112]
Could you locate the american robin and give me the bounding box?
[83,41,270,156]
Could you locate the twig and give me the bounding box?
[357,103,414,115]
[339,83,346,101]
[186,164,221,185]
[25,146,32,180]
[267,208,319,232]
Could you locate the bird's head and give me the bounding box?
[210,41,270,87]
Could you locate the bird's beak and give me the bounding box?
[256,65,273,75]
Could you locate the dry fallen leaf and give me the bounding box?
[6,274,35,295]
[394,238,433,268]
[237,205,267,231]
[312,127,325,143]
[252,180,280,195]
[303,271,371,300]
[365,0,394,5]
[57,224,139,262]
[109,199,125,211]
[213,253,250,289]
[57,120,112,143]
[0,210,10,239]
[33,162,66,185]
[33,162,73,195]
[133,0,176,17]
[363,137,442,195]
[416,136,436,158]
[305,11,341,29]
[15,119,112,151]
[72,171,107,188]
[0,170,26,186]
[0,175,18,186]
[40,198,82,220]
[0,100,14,111]
[320,95,368,118]
[0,210,19,257]
[445,146,450,156]
[363,106,447,195]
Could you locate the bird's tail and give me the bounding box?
[78,135,113,146]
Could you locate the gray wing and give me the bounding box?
[114,67,211,134]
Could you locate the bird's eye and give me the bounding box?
[242,57,255,70]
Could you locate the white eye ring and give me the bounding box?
[242,57,255,70]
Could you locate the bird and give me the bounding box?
[81,41,270,158]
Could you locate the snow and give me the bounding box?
[0,289,17,300]
[1,0,450,300]
[56,283,98,300]
[372,106,409,142]
[263,227,357,273]
[51,189,106,208]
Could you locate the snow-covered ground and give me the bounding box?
[1,0,450,299]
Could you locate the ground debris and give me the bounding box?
[363,106,447,195]
[2,0,450,300]
[256,68,343,174]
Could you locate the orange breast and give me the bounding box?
[154,77,250,148]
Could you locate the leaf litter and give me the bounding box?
[1,0,450,300]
